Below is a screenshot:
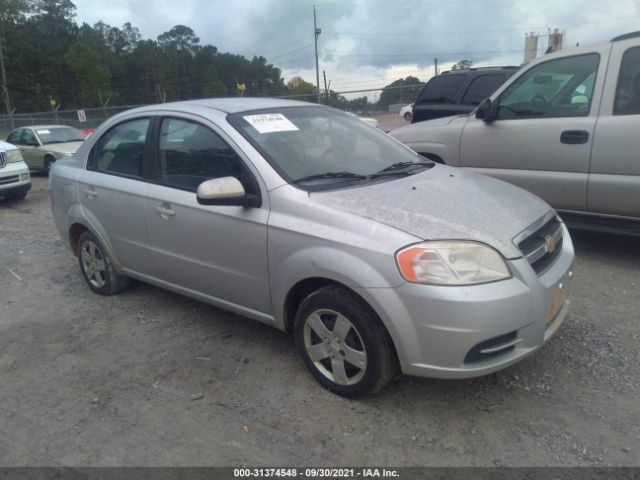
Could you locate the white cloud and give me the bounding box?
[73,0,640,95]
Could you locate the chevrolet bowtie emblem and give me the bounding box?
[544,235,557,254]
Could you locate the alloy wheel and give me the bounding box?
[303,309,368,386]
[80,240,107,288]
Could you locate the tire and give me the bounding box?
[44,155,55,173]
[77,231,130,295]
[294,285,398,397]
[8,190,27,201]
[403,112,412,122]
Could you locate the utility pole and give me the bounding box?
[313,6,322,104]
[0,36,14,129]
[434,58,438,76]
[323,70,328,105]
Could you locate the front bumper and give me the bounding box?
[363,224,575,379]
[0,161,31,197]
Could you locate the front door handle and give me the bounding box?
[83,187,98,199]
[560,130,589,144]
[154,204,176,217]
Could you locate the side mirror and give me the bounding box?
[196,177,260,208]
[475,98,496,123]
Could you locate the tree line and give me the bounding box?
[0,0,432,115]
[0,0,313,113]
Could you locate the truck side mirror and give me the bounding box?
[475,98,496,123]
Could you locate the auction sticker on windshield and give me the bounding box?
[36,129,51,134]
[243,113,299,134]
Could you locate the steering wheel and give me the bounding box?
[496,104,518,117]
[319,145,349,164]
[531,95,551,113]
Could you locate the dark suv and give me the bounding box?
[412,66,519,123]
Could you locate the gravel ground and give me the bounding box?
[0,176,638,467]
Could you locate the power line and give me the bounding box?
[331,49,522,58]
[340,15,640,37]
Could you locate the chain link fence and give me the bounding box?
[0,84,424,136]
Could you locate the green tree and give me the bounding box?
[0,0,32,24]
[286,76,317,102]
[1,14,289,111]
[376,76,422,111]
[451,59,473,70]
[64,41,110,106]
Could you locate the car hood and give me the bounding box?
[43,141,84,155]
[311,164,552,259]
[389,114,466,142]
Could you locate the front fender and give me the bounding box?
[271,246,402,322]
[271,246,415,369]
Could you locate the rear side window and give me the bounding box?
[417,74,467,104]
[89,118,150,177]
[7,130,22,144]
[158,118,243,191]
[614,47,640,115]
[461,74,505,105]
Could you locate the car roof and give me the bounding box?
[439,66,519,75]
[123,97,321,116]
[21,125,75,129]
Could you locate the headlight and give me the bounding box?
[395,241,511,285]
[6,149,23,163]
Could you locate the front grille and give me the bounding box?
[0,151,6,169]
[518,216,563,275]
[0,175,19,186]
[464,331,519,364]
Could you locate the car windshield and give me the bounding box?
[229,106,429,189]
[35,127,86,144]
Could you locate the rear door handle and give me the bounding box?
[560,130,589,144]
[154,204,176,217]
[83,187,98,198]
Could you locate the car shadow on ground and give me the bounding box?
[569,228,640,262]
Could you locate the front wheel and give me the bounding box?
[403,112,412,121]
[77,231,130,295]
[44,155,56,173]
[294,285,398,397]
[7,190,27,201]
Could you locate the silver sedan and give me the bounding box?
[49,98,574,397]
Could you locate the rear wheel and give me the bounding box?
[404,112,412,121]
[294,285,398,397]
[77,231,130,295]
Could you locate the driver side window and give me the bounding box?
[22,129,39,146]
[496,53,599,119]
[158,118,244,192]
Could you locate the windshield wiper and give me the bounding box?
[294,171,368,183]
[369,160,433,178]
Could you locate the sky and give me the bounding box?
[73,0,640,98]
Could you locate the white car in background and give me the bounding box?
[399,104,414,122]
[346,111,380,129]
[0,140,31,201]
